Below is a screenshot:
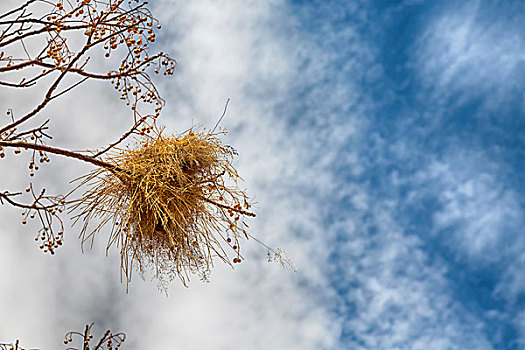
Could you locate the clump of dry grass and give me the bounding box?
[72,129,258,288]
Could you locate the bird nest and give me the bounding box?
[72,130,256,288]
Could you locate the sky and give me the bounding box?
[0,0,525,349]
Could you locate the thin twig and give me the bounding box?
[94,116,148,157]
[211,98,230,133]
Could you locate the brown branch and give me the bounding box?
[0,24,89,49]
[31,53,162,80]
[0,18,59,26]
[7,119,51,140]
[0,140,115,170]
[0,34,94,135]
[0,80,36,88]
[0,59,38,73]
[0,191,58,210]
[93,330,111,350]
[201,196,256,217]
[0,191,34,209]
[94,115,148,157]
[0,64,54,88]
[49,76,89,101]
[0,0,36,21]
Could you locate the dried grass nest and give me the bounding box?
[72,130,263,287]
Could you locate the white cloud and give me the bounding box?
[414,1,525,108]
[411,150,523,263]
[407,147,525,322]
[326,200,494,349]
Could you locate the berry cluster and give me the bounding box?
[63,324,125,350]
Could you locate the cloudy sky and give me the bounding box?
[1,0,525,349]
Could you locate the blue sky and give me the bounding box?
[289,0,525,348]
[264,0,525,348]
[1,0,524,349]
